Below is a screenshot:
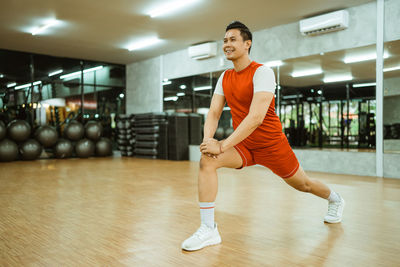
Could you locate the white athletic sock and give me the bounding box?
[199,202,215,229]
[327,190,340,202]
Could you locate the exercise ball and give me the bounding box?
[75,138,95,158]
[19,139,42,160]
[224,127,234,138]
[64,121,84,141]
[0,139,18,162]
[95,137,112,156]
[85,121,103,141]
[214,127,225,140]
[54,139,73,159]
[0,121,6,140]
[35,125,58,148]
[7,120,31,142]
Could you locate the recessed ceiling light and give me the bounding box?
[383,65,400,72]
[264,60,283,67]
[148,0,200,18]
[162,81,172,85]
[48,69,63,77]
[15,81,42,90]
[353,82,376,88]
[344,51,389,63]
[291,69,323,77]
[177,92,185,97]
[164,96,178,101]
[31,20,59,35]
[60,66,103,79]
[323,75,353,83]
[127,37,162,51]
[193,85,212,91]
[180,85,187,90]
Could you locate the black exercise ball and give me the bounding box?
[54,139,74,159]
[75,138,95,158]
[224,127,234,138]
[19,139,42,160]
[95,137,112,157]
[0,121,6,140]
[64,121,84,141]
[7,120,31,142]
[214,127,225,140]
[0,139,18,162]
[35,125,58,148]
[85,121,103,141]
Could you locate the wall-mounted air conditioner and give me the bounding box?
[188,42,217,60]
[300,10,349,36]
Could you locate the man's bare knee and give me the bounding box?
[200,155,220,171]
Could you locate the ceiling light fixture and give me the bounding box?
[180,85,187,90]
[291,69,323,77]
[127,37,161,51]
[15,81,42,90]
[344,52,389,63]
[177,92,185,96]
[148,0,199,18]
[264,60,283,67]
[31,20,59,35]
[60,66,103,79]
[164,96,178,101]
[193,85,212,91]
[162,81,172,86]
[7,82,16,88]
[323,75,353,83]
[48,69,63,77]
[383,65,400,72]
[353,82,376,88]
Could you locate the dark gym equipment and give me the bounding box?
[7,120,31,142]
[134,112,168,159]
[75,138,95,158]
[214,127,225,140]
[188,113,202,145]
[224,127,234,138]
[0,121,6,140]
[19,139,42,160]
[0,139,19,162]
[168,113,188,160]
[95,137,112,156]
[85,121,103,141]
[54,139,74,159]
[35,125,58,148]
[64,120,84,141]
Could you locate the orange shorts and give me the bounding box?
[234,133,300,179]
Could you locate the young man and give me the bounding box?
[181,21,345,251]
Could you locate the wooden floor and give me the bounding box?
[1,157,400,266]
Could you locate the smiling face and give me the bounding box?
[223,29,252,61]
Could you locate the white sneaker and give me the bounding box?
[324,194,345,223]
[181,223,221,251]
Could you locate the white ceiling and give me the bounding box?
[0,0,375,65]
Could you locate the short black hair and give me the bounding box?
[225,21,253,54]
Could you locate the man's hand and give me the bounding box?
[200,138,222,157]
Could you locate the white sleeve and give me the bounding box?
[213,71,225,96]
[253,65,276,94]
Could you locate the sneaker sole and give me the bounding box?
[182,235,222,251]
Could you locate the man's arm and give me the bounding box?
[219,92,273,152]
[203,94,226,141]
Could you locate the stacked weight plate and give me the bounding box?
[116,114,135,157]
[134,112,168,159]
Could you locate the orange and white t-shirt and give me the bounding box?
[214,61,283,149]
